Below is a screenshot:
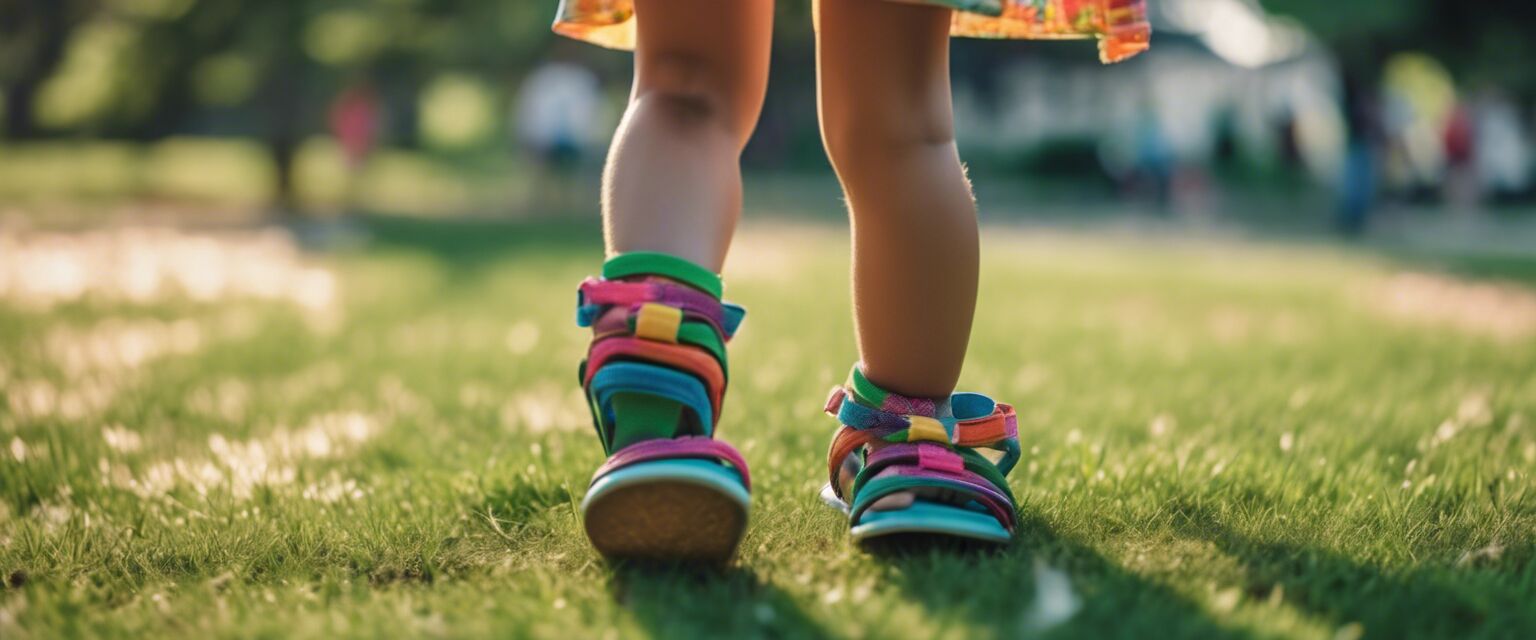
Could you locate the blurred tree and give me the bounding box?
[0,0,562,214]
[0,0,97,138]
[1262,0,1536,100]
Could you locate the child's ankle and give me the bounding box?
[849,364,953,420]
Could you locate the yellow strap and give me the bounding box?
[906,416,950,445]
[634,303,683,343]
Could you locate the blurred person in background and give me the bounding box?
[1441,101,1478,213]
[328,79,383,214]
[1130,97,1174,212]
[513,47,604,215]
[1338,72,1384,236]
[1472,88,1532,201]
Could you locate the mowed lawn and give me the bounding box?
[1,216,1534,639]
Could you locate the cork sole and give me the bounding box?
[583,481,747,563]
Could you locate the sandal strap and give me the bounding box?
[825,385,1016,445]
[578,279,744,341]
[603,251,722,298]
[823,387,1021,499]
[588,362,715,452]
[585,337,726,422]
[850,443,1015,528]
[592,436,751,490]
[589,303,729,370]
[578,252,746,461]
[849,472,1017,531]
[857,443,1015,505]
[822,364,1022,527]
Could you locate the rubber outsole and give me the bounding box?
[583,461,749,563]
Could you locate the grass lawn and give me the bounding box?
[2,216,1534,639]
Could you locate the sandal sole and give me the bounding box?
[821,484,1012,547]
[583,460,749,563]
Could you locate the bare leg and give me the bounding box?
[602,0,774,271]
[817,0,977,398]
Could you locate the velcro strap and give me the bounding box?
[916,443,966,474]
[603,252,723,299]
[578,279,745,342]
[953,404,1017,446]
[846,364,941,416]
[578,279,725,329]
[835,390,957,438]
[588,362,715,449]
[905,416,951,445]
[585,337,726,421]
[634,303,683,343]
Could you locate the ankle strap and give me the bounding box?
[603,252,722,299]
[846,364,945,418]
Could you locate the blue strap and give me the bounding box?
[835,394,958,438]
[589,362,715,437]
[723,303,747,337]
[950,392,996,420]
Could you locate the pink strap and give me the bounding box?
[916,443,966,475]
[592,436,751,490]
[580,279,727,332]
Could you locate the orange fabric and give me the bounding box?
[953,403,1015,446]
[553,0,1148,63]
[826,426,881,498]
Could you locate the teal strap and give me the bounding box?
[603,252,723,299]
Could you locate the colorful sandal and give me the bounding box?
[576,252,751,562]
[820,365,1021,545]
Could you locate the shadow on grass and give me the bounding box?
[868,512,1252,639]
[1166,499,1536,638]
[607,563,826,639]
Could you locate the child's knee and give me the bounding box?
[820,107,954,168]
[636,53,752,140]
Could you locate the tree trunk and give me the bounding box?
[1,2,70,140]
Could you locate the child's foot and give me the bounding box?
[575,252,751,563]
[820,365,1021,546]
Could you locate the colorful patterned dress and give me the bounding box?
[552,0,1150,64]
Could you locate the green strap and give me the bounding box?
[678,322,728,372]
[956,447,1015,503]
[604,252,723,299]
[848,365,890,408]
[595,252,726,452]
[623,318,728,374]
[607,393,684,451]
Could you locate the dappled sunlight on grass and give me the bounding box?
[1369,271,1536,340]
[0,220,1533,638]
[0,226,336,315]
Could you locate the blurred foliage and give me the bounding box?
[0,0,562,209]
[0,0,552,138]
[6,0,1533,140]
[1261,0,1536,95]
[1,0,1531,211]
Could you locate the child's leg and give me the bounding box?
[602,0,774,271]
[816,0,976,399]
[578,0,771,562]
